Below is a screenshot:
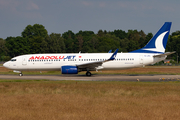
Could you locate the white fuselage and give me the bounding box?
[3,53,166,71]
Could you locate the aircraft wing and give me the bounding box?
[77,49,119,70]
[153,51,176,58]
[77,61,104,70]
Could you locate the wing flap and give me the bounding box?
[77,61,103,70]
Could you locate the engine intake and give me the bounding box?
[61,66,78,74]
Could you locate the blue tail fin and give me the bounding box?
[130,22,172,53]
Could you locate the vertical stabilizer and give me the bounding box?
[130,22,172,53]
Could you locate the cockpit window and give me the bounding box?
[11,59,16,62]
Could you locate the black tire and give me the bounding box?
[86,71,91,76]
[19,73,23,76]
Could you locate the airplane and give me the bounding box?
[3,22,175,76]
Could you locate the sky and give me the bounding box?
[0,0,180,39]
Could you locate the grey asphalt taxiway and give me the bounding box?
[0,74,180,82]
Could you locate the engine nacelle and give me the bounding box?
[61,66,78,74]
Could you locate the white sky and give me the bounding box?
[0,0,179,39]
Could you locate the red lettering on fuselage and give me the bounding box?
[35,56,40,59]
[29,56,34,60]
[59,56,64,59]
[45,56,50,59]
[51,56,58,59]
[40,56,44,59]
[29,56,65,60]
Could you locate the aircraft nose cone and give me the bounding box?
[3,62,9,68]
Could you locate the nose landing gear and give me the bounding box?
[13,70,23,76]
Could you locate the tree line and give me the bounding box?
[0,24,179,62]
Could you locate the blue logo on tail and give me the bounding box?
[130,22,172,53]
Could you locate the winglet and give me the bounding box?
[108,49,119,60]
[108,50,112,53]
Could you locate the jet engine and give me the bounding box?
[61,66,78,74]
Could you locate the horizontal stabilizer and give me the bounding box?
[153,51,176,58]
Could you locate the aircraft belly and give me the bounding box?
[102,61,136,69]
[16,62,62,71]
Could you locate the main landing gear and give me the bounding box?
[19,73,23,76]
[86,71,92,76]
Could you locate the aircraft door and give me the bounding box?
[76,56,80,63]
[22,57,27,65]
[139,55,143,64]
[76,55,81,63]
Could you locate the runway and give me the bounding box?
[0,74,180,82]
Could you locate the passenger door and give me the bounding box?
[139,55,143,64]
[22,57,27,65]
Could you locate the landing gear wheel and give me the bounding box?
[19,73,23,76]
[86,71,91,76]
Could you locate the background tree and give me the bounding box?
[76,31,95,53]
[46,33,65,53]
[166,31,180,61]
[21,24,48,38]
[76,35,83,51]
[5,37,29,57]
[62,30,77,53]
[144,33,153,46]
[0,38,10,61]
[97,33,120,52]
[20,24,49,54]
[28,36,48,54]
[89,35,99,52]
[109,29,127,39]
